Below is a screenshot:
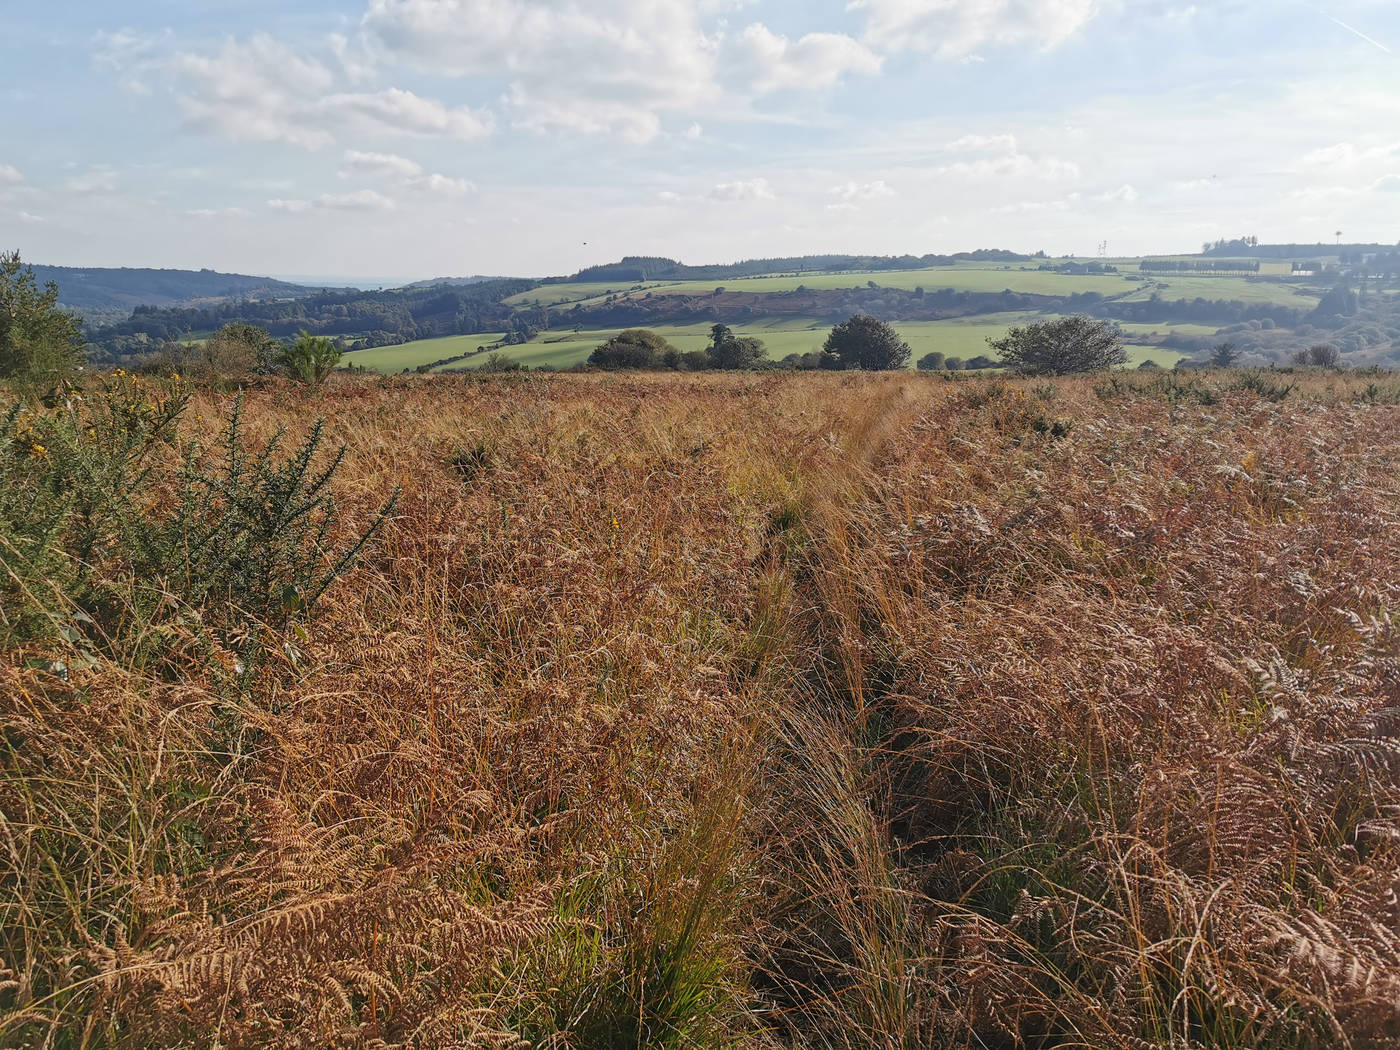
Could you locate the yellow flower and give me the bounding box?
[1242,451,1258,472]
[31,444,47,457]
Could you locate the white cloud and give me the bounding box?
[185,206,254,218]
[1301,140,1400,170]
[709,177,776,200]
[412,173,476,195]
[99,32,490,149]
[0,165,22,185]
[658,190,683,202]
[935,152,1080,180]
[726,23,881,93]
[269,189,397,212]
[829,179,894,201]
[340,149,423,179]
[315,88,492,141]
[685,123,704,140]
[363,0,716,141]
[852,0,1101,59]
[17,211,45,224]
[946,133,1018,154]
[1097,183,1139,202]
[1372,174,1400,193]
[64,170,119,194]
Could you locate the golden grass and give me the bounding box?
[5,369,1400,1048]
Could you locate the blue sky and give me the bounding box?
[1,0,1398,281]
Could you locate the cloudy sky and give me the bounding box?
[1,0,1397,281]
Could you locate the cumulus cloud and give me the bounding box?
[1301,140,1400,169]
[829,179,894,201]
[852,0,1101,59]
[98,31,491,149]
[0,165,22,185]
[341,150,422,179]
[1373,174,1400,193]
[709,177,776,200]
[363,0,715,140]
[936,151,1080,181]
[945,133,1018,153]
[412,173,476,195]
[339,150,474,197]
[1096,183,1139,202]
[269,189,397,212]
[726,23,881,93]
[362,0,876,139]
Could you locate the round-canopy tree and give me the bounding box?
[588,329,677,370]
[988,316,1125,375]
[0,251,86,384]
[824,314,911,371]
[708,323,767,370]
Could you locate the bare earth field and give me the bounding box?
[6,370,1400,1048]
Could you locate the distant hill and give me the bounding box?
[87,277,539,362]
[32,265,316,320]
[564,250,1035,284]
[401,275,517,290]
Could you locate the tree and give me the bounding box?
[1293,343,1342,368]
[277,330,342,385]
[823,314,911,371]
[0,251,86,384]
[708,324,766,369]
[916,351,946,371]
[988,316,1125,375]
[966,354,997,370]
[1209,341,1241,368]
[944,357,965,370]
[588,329,677,370]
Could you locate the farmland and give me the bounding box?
[342,332,506,372]
[350,314,1194,373]
[8,368,1400,1047]
[507,261,1325,311]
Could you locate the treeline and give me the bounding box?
[89,278,538,360]
[1141,259,1261,273]
[1080,292,1306,328]
[587,318,912,373]
[1204,237,1395,259]
[566,249,1034,284]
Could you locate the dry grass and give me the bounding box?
[4,369,1400,1048]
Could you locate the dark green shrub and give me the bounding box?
[0,375,394,664]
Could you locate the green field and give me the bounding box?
[377,315,1191,372]
[505,283,661,308]
[343,333,505,373]
[522,263,1320,312]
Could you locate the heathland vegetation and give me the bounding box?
[5,255,1400,1047]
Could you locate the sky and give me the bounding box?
[1,0,1398,282]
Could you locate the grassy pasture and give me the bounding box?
[422,315,1189,371]
[343,332,505,373]
[525,263,1319,312]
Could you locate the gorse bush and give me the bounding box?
[0,371,393,660]
[277,330,343,385]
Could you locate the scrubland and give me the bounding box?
[4,368,1400,1048]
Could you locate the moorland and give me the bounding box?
[5,363,1400,1048]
